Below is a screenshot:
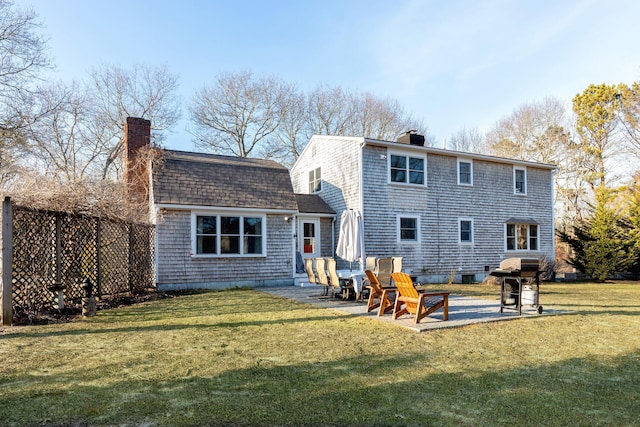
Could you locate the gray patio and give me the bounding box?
[261,285,560,332]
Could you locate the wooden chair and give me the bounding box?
[327,258,354,299]
[376,258,393,287]
[391,272,449,323]
[365,270,395,316]
[315,258,330,297]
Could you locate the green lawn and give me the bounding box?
[1,282,639,426]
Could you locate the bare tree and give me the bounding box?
[266,85,307,167]
[88,63,181,179]
[448,126,485,153]
[0,0,50,128]
[190,71,288,158]
[306,85,357,137]
[485,97,568,164]
[188,74,431,163]
[306,85,428,142]
[484,96,591,222]
[22,81,113,182]
[0,0,51,183]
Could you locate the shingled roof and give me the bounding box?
[152,150,298,211]
[295,194,335,215]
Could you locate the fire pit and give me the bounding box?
[490,258,542,315]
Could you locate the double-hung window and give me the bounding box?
[505,222,538,251]
[397,215,420,243]
[459,219,474,243]
[309,167,321,193]
[390,154,425,185]
[458,159,473,186]
[514,167,526,195]
[194,213,265,256]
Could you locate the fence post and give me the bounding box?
[1,197,13,326]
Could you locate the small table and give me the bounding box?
[337,270,365,299]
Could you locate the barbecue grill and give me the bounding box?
[490,258,543,314]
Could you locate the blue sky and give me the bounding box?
[27,0,640,152]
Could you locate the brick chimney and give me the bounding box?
[123,117,151,204]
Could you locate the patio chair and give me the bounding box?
[392,257,403,273]
[376,258,393,287]
[327,258,354,299]
[315,258,330,297]
[304,258,317,287]
[365,257,377,273]
[391,272,449,323]
[365,270,395,316]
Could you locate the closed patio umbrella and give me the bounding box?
[336,209,366,270]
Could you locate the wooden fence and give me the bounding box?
[0,197,155,325]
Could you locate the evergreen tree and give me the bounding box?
[558,185,631,281]
[621,174,640,277]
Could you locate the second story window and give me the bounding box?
[458,159,473,185]
[514,167,526,195]
[390,154,425,185]
[309,167,321,193]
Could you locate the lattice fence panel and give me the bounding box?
[12,207,57,313]
[9,204,156,322]
[59,215,98,299]
[129,224,155,293]
[99,220,130,296]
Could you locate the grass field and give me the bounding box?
[1,282,639,426]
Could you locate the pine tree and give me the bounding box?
[558,185,631,281]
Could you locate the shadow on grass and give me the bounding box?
[1,311,361,339]
[2,350,639,426]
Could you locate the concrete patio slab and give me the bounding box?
[260,285,562,332]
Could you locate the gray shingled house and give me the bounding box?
[124,117,334,290]
[289,132,556,283]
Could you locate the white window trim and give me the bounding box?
[504,222,539,252]
[396,214,421,244]
[458,218,474,244]
[457,158,473,186]
[309,167,321,194]
[191,211,267,258]
[513,166,527,195]
[388,151,427,187]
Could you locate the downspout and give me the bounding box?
[359,139,366,270]
[331,216,336,258]
[551,168,557,264]
[291,214,297,282]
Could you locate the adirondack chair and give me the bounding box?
[376,258,393,287]
[365,270,395,316]
[315,258,330,297]
[327,258,354,299]
[391,272,449,323]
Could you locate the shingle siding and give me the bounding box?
[291,136,362,267]
[291,136,555,283]
[155,209,294,289]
